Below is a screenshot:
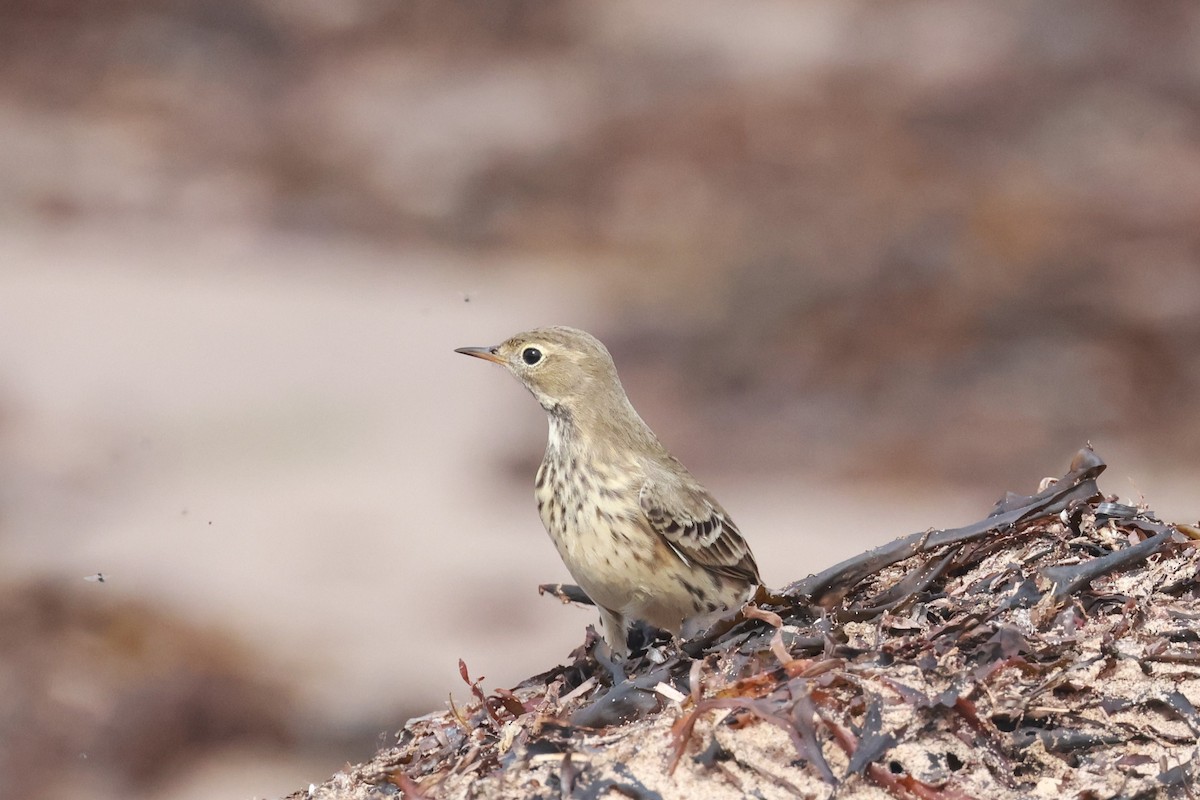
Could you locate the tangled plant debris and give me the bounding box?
[293,449,1200,799]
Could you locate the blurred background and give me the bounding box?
[1,1,1198,798]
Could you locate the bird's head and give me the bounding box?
[455,326,622,414]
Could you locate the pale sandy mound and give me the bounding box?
[291,449,1200,799]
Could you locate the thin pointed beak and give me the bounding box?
[454,345,504,364]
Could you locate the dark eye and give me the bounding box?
[522,347,543,365]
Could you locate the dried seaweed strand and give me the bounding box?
[789,448,1104,604]
[1041,528,1175,598]
[841,551,958,621]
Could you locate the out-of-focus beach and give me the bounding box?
[2,3,1198,798]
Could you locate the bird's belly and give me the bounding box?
[535,478,746,633]
[537,490,656,608]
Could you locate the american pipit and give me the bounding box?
[456,326,760,655]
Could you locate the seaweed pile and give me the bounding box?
[295,450,1200,799]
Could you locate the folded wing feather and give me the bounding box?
[638,479,761,585]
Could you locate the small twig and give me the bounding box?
[459,659,503,727]
[538,583,595,605]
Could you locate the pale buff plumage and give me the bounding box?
[456,326,760,654]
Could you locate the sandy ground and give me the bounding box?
[1,223,1193,798]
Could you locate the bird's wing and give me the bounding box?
[639,477,760,584]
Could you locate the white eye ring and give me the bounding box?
[522,347,543,365]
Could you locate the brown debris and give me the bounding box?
[293,449,1200,799]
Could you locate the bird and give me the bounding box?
[455,326,760,655]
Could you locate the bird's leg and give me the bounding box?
[591,610,631,685]
[598,606,629,659]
